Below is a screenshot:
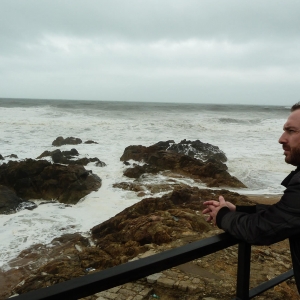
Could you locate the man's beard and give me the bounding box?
[286,147,300,166]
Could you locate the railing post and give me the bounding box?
[235,241,251,300]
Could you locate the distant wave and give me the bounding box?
[218,118,260,124]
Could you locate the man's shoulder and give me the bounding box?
[288,170,300,186]
[282,168,300,187]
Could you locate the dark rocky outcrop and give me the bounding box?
[0,159,102,204]
[0,154,18,160]
[52,136,82,146]
[51,149,78,163]
[12,187,251,295]
[0,185,36,214]
[37,149,106,167]
[120,140,245,188]
[91,187,251,243]
[113,181,185,196]
[168,139,227,163]
[37,148,79,160]
[123,164,160,178]
[4,188,297,299]
[84,140,98,144]
[5,154,18,159]
[0,153,18,160]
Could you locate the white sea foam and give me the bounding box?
[0,101,294,268]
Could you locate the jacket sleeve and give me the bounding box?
[216,184,300,245]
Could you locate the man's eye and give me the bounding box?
[285,129,294,133]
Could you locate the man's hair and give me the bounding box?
[291,102,300,112]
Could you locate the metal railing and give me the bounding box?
[11,233,294,300]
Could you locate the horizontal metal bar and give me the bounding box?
[12,233,238,300]
[249,269,294,299]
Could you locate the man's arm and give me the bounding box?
[203,185,300,245]
[216,188,300,245]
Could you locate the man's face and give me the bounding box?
[279,109,300,166]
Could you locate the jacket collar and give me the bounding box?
[281,166,300,187]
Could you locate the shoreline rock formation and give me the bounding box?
[0,159,102,205]
[52,136,83,146]
[37,148,106,167]
[120,140,246,188]
[0,185,36,214]
[3,187,297,299]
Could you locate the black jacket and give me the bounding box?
[216,167,300,292]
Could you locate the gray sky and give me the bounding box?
[1,0,300,105]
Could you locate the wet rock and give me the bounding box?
[113,181,187,195]
[51,149,73,163]
[6,187,297,300]
[13,187,222,294]
[37,149,106,167]
[91,187,250,243]
[95,160,106,167]
[112,182,152,193]
[0,185,34,214]
[0,154,18,160]
[5,154,18,159]
[120,141,245,188]
[123,164,160,178]
[37,148,79,161]
[72,157,106,167]
[168,139,227,164]
[0,159,102,204]
[52,136,82,146]
[36,150,52,159]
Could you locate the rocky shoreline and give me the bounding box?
[0,138,297,299]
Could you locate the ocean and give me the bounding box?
[0,98,294,270]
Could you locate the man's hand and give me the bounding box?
[202,196,236,225]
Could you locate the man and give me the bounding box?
[202,102,300,292]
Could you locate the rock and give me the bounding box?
[95,160,106,167]
[61,148,79,157]
[52,136,82,146]
[168,139,227,171]
[0,159,102,204]
[0,185,35,214]
[91,187,251,244]
[6,187,298,300]
[5,154,18,159]
[113,181,187,195]
[123,164,160,178]
[36,150,52,159]
[147,273,163,283]
[37,149,106,167]
[52,136,64,146]
[51,149,67,163]
[157,277,175,288]
[152,139,227,166]
[120,141,245,188]
[84,140,98,144]
[120,140,226,164]
[0,154,18,160]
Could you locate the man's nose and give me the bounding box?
[279,132,287,144]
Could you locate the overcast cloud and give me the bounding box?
[1,0,300,105]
